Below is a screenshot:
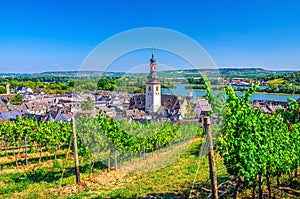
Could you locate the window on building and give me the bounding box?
[148,86,151,91]
[156,86,159,91]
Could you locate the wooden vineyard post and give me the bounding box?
[143,145,146,160]
[114,149,118,170]
[204,116,218,199]
[130,152,132,162]
[108,146,111,170]
[72,116,80,184]
[24,130,28,166]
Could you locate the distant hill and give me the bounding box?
[0,68,297,79]
[157,68,295,78]
[218,68,293,78]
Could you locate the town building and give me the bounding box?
[251,100,289,114]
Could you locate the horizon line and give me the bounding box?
[0,67,298,75]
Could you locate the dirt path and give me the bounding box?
[119,138,198,173]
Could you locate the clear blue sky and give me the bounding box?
[0,0,300,73]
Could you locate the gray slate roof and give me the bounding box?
[0,110,24,121]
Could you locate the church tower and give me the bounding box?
[6,84,10,94]
[145,48,161,113]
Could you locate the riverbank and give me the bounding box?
[162,83,300,101]
[184,84,300,97]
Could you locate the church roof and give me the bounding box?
[146,80,161,84]
[129,94,181,111]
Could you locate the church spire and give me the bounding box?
[148,48,158,80]
[150,47,156,63]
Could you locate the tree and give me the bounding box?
[81,96,94,110]
[0,86,6,94]
[134,84,146,93]
[10,94,23,105]
[97,78,116,91]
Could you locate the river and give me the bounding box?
[162,84,299,101]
